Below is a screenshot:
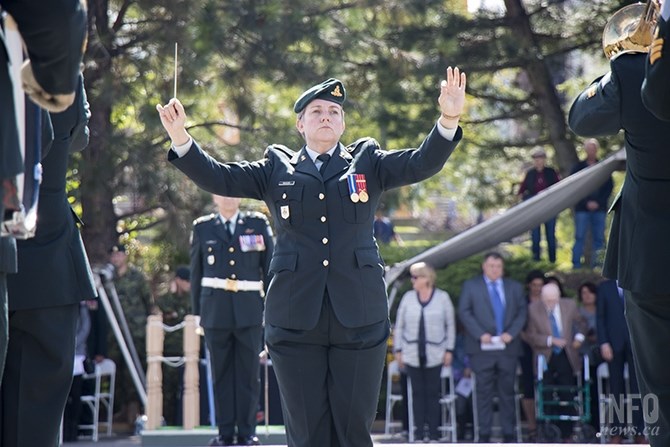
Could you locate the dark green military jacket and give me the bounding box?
[642,16,670,121]
[171,126,461,330]
[569,53,670,295]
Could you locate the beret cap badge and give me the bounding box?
[294,78,346,113]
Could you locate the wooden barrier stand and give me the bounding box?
[145,314,200,430]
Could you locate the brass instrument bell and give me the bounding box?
[603,1,660,59]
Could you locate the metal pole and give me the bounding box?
[104,278,147,387]
[95,274,147,405]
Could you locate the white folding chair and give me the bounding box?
[385,360,415,439]
[439,365,458,442]
[78,359,116,441]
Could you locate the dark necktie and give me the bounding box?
[549,311,562,354]
[488,282,504,335]
[317,153,331,176]
[418,308,427,367]
[224,220,233,239]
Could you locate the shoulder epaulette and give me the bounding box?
[346,137,380,155]
[192,213,217,226]
[244,211,270,222]
[264,144,296,159]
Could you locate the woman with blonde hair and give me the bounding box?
[394,262,455,442]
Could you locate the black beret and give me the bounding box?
[293,78,346,113]
[175,266,190,281]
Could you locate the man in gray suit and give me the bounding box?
[157,69,466,447]
[458,252,527,443]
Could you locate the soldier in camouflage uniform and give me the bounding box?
[107,244,153,428]
[155,265,191,425]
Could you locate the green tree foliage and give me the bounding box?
[77,0,627,275]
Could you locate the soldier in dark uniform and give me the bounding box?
[157,68,466,447]
[1,75,97,447]
[1,0,87,386]
[642,0,670,121]
[568,37,670,446]
[191,195,274,446]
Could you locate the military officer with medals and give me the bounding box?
[158,67,466,447]
[191,194,274,446]
[569,3,670,443]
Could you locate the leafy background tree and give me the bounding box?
[76,0,631,280]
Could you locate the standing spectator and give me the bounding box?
[451,321,473,441]
[570,139,614,269]
[2,76,96,447]
[569,30,670,445]
[518,148,561,263]
[519,269,546,441]
[458,252,527,443]
[63,300,92,442]
[577,281,601,431]
[393,262,455,442]
[107,243,152,429]
[155,266,191,426]
[524,283,586,442]
[374,210,403,245]
[158,68,466,447]
[190,195,274,446]
[597,279,644,444]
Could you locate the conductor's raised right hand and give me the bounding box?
[156,98,190,146]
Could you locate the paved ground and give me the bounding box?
[63,434,650,447]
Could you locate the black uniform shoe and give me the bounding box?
[237,435,261,445]
[208,436,235,446]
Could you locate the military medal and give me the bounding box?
[240,234,266,252]
[347,174,360,203]
[356,174,369,203]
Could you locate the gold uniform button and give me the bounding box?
[282,193,287,199]
[322,238,328,244]
[229,260,235,266]
[323,260,329,267]
[320,216,327,222]
[229,247,235,253]
[231,274,237,279]
[319,193,325,200]
[208,247,213,252]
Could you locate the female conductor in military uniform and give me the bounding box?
[157,68,466,447]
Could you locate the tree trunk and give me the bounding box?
[504,0,579,176]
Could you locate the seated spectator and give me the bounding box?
[519,269,546,441]
[577,281,601,431]
[524,283,586,442]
